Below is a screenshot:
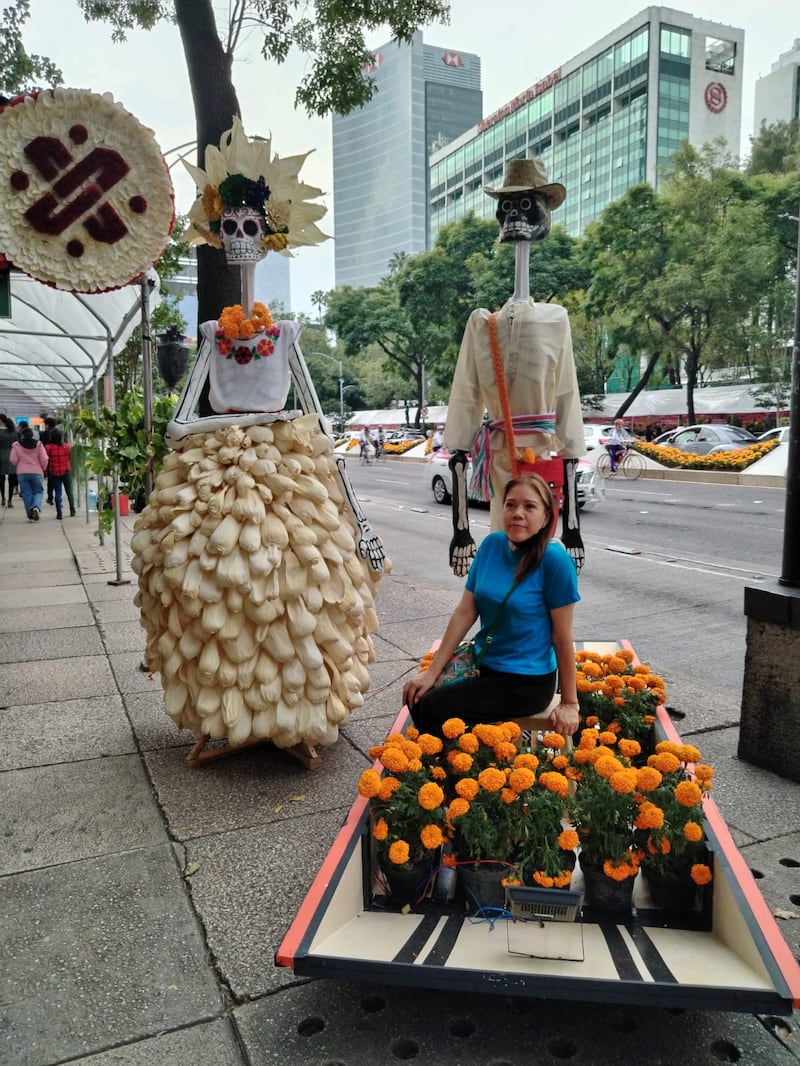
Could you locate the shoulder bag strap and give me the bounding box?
[472,581,518,668]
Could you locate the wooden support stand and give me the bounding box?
[186,733,323,770]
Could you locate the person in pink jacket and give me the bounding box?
[10,424,49,521]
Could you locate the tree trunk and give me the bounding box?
[614,349,662,418]
[174,0,243,332]
[685,347,699,424]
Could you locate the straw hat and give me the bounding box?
[484,158,566,209]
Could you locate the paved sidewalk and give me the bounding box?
[1,499,799,1066]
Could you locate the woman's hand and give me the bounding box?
[550,701,580,737]
[402,672,436,709]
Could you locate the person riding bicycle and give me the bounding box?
[605,419,628,472]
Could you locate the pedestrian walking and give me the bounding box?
[10,425,48,520]
[0,413,19,508]
[45,428,77,519]
[38,416,57,505]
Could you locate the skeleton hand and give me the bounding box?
[564,543,585,572]
[357,515,386,573]
[449,530,476,577]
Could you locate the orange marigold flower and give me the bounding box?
[494,741,519,762]
[502,722,522,741]
[554,871,573,888]
[381,747,409,773]
[408,758,423,772]
[455,778,479,800]
[441,852,458,867]
[610,768,639,794]
[618,739,641,759]
[573,748,593,764]
[388,840,410,865]
[634,802,664,830]
[384,733,406,746]
[448,797,470,819]
[543,732,566,750]
[431,766,447,781]
[418,782,445,811]
[694,764,714,783]
[357,769,382,798]
[590,745,617,761]
[675,780,703,807]
[402,740,422,759]
[533,871,555,888]
[585,716,600,728]
[627,676,647,691]
[368,745,385,760]
[643,715,656,724]
[458,733,479,753]
[582,662,603,678]
[613,697,627,707]
[691,863,713,885]
[683,821,703,842]
[378,776,401,801]
[478,767,506,792]
[636,767,663,792]
[598,731,618,746]
[442,718,466,739]
[603,859,634,881]
[552,755,568,770]
[579,734,598,751]
[514,753,539,770]
[449,752,474,774]
[594,756,624,779]
[660,837,671,855]
[558,829,579,851]
[605,655,627,674]
[649,752,681,774]
[508,767,535,793]
[405,725,420,740]
[417,733,443,755]
[539,771,569,798]
[565,766,582,781]
[678,744,701,764]
[420,824,445,850]
[577,678,593,693]
[617,649,635,663]
[655,741,681,756]
[372,817,389,841]
[501,787,518,804]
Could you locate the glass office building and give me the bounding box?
[332,32,482,289]
[430,7,743,242]
[753,39,800,132]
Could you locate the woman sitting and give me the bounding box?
[402,474,580,739]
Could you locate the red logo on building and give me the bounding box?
[363,53,382,74]
[704,82,728,114]
[442,52,463,67]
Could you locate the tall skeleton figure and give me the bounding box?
[444,158,585,576]
[132,120,387,763]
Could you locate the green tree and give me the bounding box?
[746,119,800,176]
[0,0,62,96]
[78,0,449,327]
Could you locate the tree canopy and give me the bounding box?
[0,0,62,97]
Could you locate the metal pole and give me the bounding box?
[339,361,344,429]
[140,277,154,495]
[779,201,800,587]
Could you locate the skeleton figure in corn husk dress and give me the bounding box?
[131,120,387,762]
[444,157,586,576]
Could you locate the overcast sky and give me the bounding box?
[24,1,799,314]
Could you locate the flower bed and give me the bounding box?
[635,439,777,471]
[383,440,422,455]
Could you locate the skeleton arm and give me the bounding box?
[560,457,584,572]
[449,450,477,577]
[287,337,385,573]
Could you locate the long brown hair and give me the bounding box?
[503,474,555,581]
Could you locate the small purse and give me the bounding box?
[433,583,518,688]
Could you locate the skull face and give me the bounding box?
[219,206,267,263]
[495,191,551,243]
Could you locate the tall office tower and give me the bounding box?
[753,39,800,132]
[332,31,482,289]
[430,7,743,242]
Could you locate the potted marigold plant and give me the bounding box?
[567,728,646,913]
[634,740,714,912]
[358,730,448,903]
[440,719,575,909]
[575,649,666,749]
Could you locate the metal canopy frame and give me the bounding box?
[0,269,160,420]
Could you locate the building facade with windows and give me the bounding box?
[753,39,800,132]
[429,7,743,242]
[332,32,482,289]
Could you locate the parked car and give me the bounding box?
[651,428,682,446]
[582,423,638,452]
[667,424,757,455]
[758,426,790,444]
[386,428,426,444]
[430,449,605,510]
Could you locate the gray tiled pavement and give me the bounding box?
[1,490,799,1066]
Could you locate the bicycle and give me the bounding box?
[596,447,646,481]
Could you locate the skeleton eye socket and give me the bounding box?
[242,218,261,236]
[221,218,239,235]
[519,197,532,211]
[501,198,514,212]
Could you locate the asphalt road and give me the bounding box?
[348,458,789,723]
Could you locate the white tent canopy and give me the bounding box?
[0,269,159,421]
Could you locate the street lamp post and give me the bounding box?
[779,201,800,587]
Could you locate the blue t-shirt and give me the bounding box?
[465,533,580,675]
